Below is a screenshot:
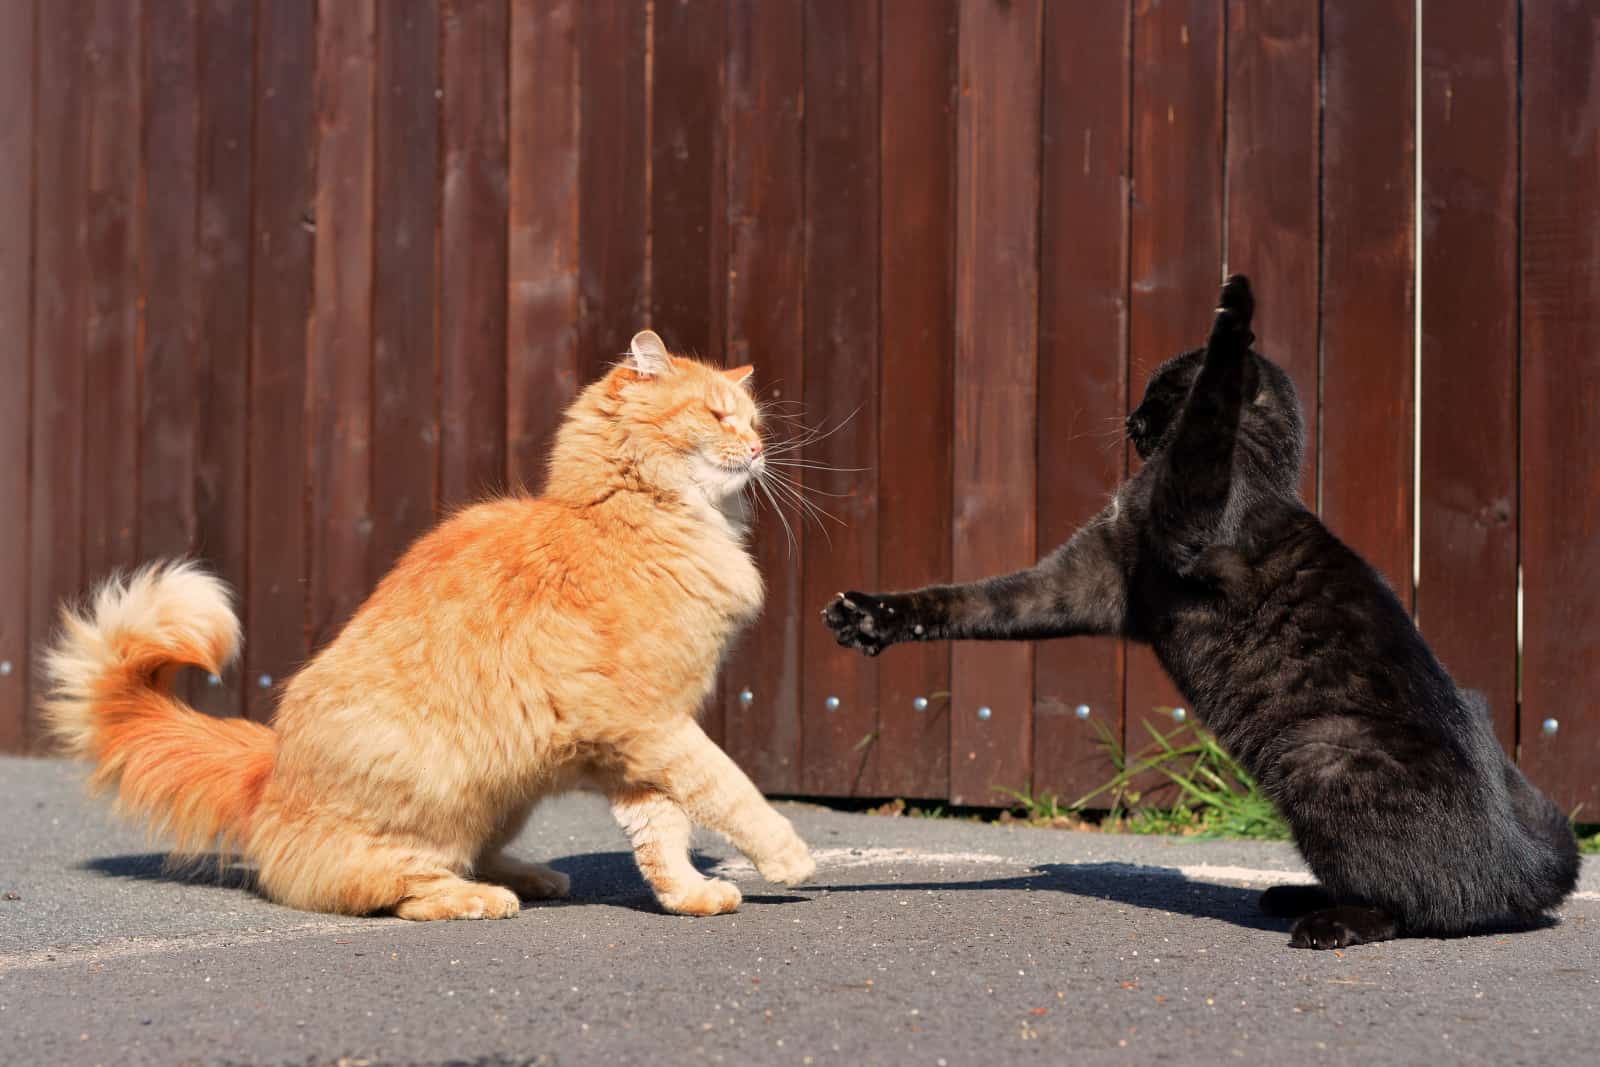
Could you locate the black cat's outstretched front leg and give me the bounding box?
[823,509,1125,656]
[1148,274,1258,575]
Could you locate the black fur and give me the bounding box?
[824,274,1579,950]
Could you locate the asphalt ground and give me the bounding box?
[2,754,1597,1066]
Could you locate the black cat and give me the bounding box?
[824,275,1578,949]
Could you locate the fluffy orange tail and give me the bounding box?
[40,562,275,856]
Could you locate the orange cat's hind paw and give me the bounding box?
[659,878,742,917]
[757,842,816,886]
[395,879,522,921]
[502,857,579,902]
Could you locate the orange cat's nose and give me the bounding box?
[749,439,764,456]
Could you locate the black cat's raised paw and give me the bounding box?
[1289,905,1399,950]
[1211,273,1256,350]
[822,591,911,657]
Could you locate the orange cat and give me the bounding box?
[41,331,815,920]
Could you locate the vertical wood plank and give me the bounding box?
[191,0,254,717]
[1520,0,1600,810]
[140,0,200,563]
[949,0,1041,806]
[308,0,376,650]
[507,0,579,492]
[1125,0,1223,774]
[1033,0,1129,802]
[651,0,729,745]
[650,0,726,363]
[440,0,509,507]
[246,0,316,719]
[81,0,142,581]
[30,1,92,748]
[576,1,648,384]
[721,0,805,794]
[1321,0,1416,600]
[372,0,441,576]
[1224,0,1319,503]
[800,0,881,797]
[874,0,956,800]
[0,0,36,749]
[1419,0,1519,749]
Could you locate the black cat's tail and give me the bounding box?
[1504,760,1581,910]
[1462,689,1580,912]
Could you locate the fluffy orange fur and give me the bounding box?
[41,331,814,920]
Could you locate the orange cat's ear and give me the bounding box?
[627,330,673,379]
[723,365,754,387]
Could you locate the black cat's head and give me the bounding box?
[1125,347,1305,492]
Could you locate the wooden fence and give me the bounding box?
[2,0,1596,810]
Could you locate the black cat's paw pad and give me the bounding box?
[1290,914,1360,950]
[1289,906,1397,950]
[822,591,890,656]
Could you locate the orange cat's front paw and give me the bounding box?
[659,878,742,917]
[756,838,816,886]
[395,881,522,921]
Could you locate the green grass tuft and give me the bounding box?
[991,719,1291,841]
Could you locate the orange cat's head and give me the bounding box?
[546,330,766,507]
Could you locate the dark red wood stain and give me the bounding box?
[439,0,509,508]
[307,0,376,652]
[191,0,255,718]
[81,0,142,583]
[1125,0,1224,777]
[1224,0,1319,504]
[3,1,1597,815]
[0,0,36,747]
[1321,0,1416,603]
[875,0,957,800]
[245,0,316,721]
[1520,0,1600,811]
[139,0,201,564]
[1419,0,1520,750]
[372,0,442,576]
[721,0,806,794]
[800,0,881,797]
[576,1,647,385]
[507,0,579,494]
[29,1,93,748]
[1034,0,1130,804]
[948,0,1042,806]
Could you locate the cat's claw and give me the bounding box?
[823,590,894,656]
[1289,906,1399,950]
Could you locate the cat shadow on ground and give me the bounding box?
[816,862,1294,935]
[82,852,257,891]
[543,850,810,911]
[81,850,807,915]
[816,862,1565,941]
[75,852,1565,936]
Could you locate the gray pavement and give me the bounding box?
[1,754,1597,1067]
